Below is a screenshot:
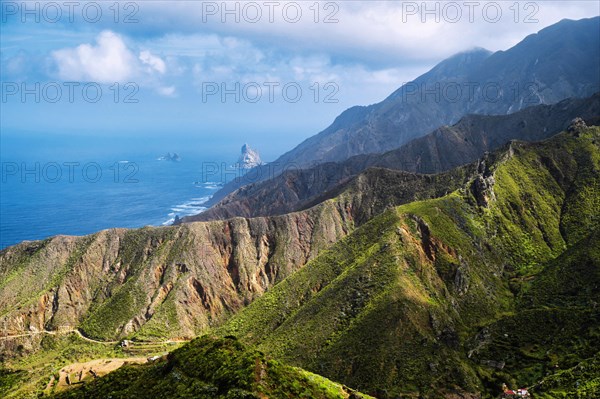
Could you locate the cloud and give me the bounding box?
[8,2,599,107]
[52,30,136,83]
[113,1,598,69]
[139,50,166,74]
[50,30,175,96]
[157,85,176,96]
[0,50,47,81]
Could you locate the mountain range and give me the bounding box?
[182,93,600,222]
[1,16,600,399]
[4,119,596,399]
[205,17,600,207]
[216,125,600,397]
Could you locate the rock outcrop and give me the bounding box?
[236,144,262,169]
[158,152,181,162]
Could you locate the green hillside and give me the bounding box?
[51,335,374,399]
[218,126,600,397]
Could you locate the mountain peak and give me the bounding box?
[454,46,492,56]
[420,46,492,80]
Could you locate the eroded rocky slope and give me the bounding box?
[1,165,475,356]
[0,201,354,349]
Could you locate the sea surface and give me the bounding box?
[0,137,239,249]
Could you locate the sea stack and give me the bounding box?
[237,143,263,169]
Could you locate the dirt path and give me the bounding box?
[71,329,119,344]
[0,328,117,344]
[0,329,59,340]
[3,329,187,395]
[0,328,188,346]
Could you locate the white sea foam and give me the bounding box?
[194,181,224,188]
[162,196,212,225]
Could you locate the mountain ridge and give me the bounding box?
[182,93,600,222]
[205,17,600,207]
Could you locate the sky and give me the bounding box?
[1,0,599,160]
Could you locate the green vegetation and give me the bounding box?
[531,352,600,398]
[0,369,27,398]
[51,336,374,399]
[0,331,182,399]
[473,228,600,396]
[218,127,600,397]
[2,333,123,399]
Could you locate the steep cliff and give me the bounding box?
[0,200,354,348]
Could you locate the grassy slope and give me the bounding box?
[474,229,600,397]
[0,333,164,399]
[50,336,374,399]
[217,127,600,397]
[531,352,600,398]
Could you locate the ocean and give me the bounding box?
[0,135,241,249]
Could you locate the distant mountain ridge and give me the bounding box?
[182,93,600,222]
[206,17,600,206]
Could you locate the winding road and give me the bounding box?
[0,328,188,346]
